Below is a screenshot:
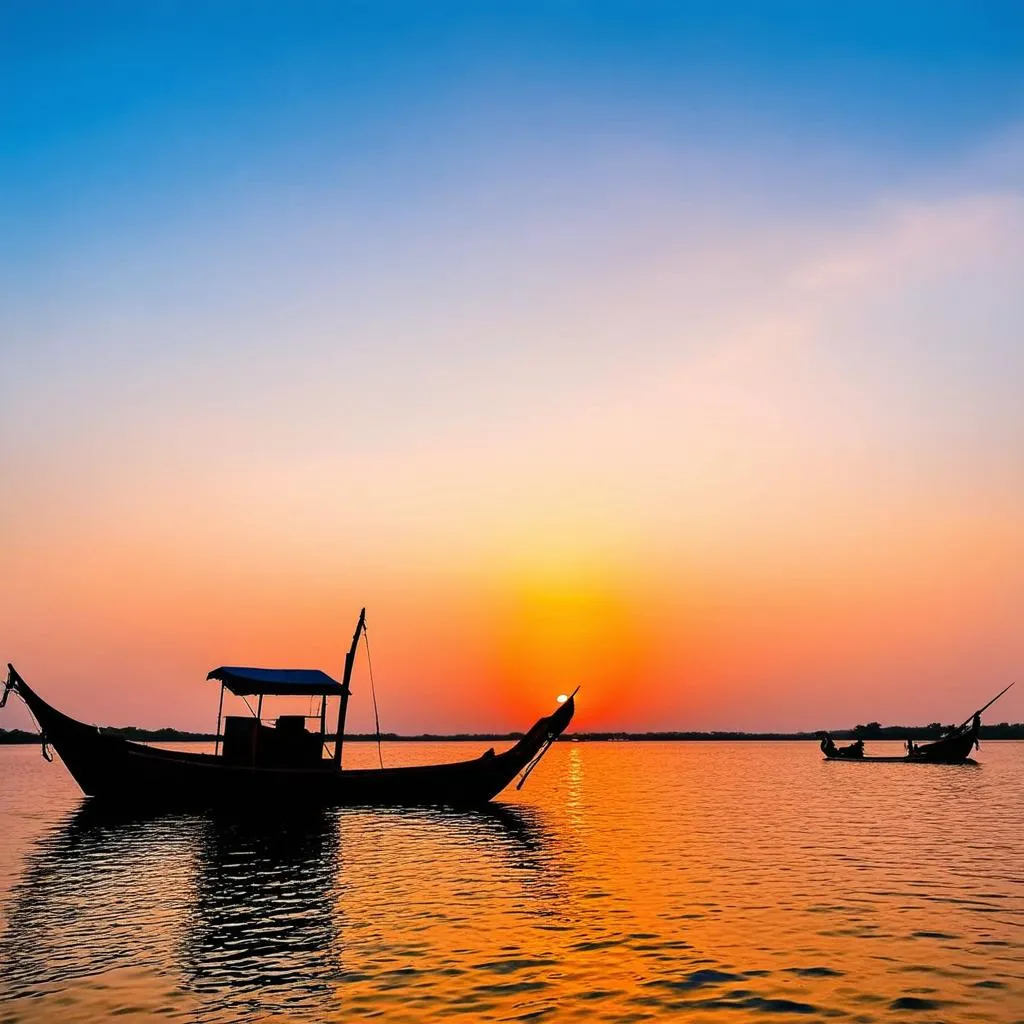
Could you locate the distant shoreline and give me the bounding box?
[2,723,1022,744]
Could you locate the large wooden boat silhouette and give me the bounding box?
[2,609,576,806]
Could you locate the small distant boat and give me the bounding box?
[818,683,1014,765]
[1,609,577,807]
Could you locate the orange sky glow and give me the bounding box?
[2,21,1023,736]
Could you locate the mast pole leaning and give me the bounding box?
[334,607,367,769]
[958,681,1015,731]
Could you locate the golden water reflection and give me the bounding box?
[1,798,561,1022]
[0,741,1022,1022]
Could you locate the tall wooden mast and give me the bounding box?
[334,607,366,768]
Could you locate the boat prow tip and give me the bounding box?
[549,691,577,734]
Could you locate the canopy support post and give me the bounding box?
[334,607,366,769]
[257,694,263,722]
[214,683,224,757]
[319,694,328,758]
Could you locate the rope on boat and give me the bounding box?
[1,669,53,763]
[363,623,384,769]
[516,734,555,791]
[24,705,52,762]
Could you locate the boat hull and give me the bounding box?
[7,670,575,807]
[824,755,979,764]
[823,728,978,765]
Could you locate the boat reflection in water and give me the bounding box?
[1,798,560,1022]
[183,807,343,1018]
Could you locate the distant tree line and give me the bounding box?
[851,721,1024,740]
[2,723,1022,744]
[558,725,1024,740]
[0,728,39,744]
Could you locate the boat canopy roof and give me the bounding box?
[207,667,345,697]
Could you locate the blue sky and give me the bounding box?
[5,1,1022,411]
[4,2,1023,219]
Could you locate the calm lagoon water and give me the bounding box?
[0,740,1022,1022]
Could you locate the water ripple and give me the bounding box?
[0,741,1021,1022]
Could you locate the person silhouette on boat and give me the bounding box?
[820,734,863,759]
